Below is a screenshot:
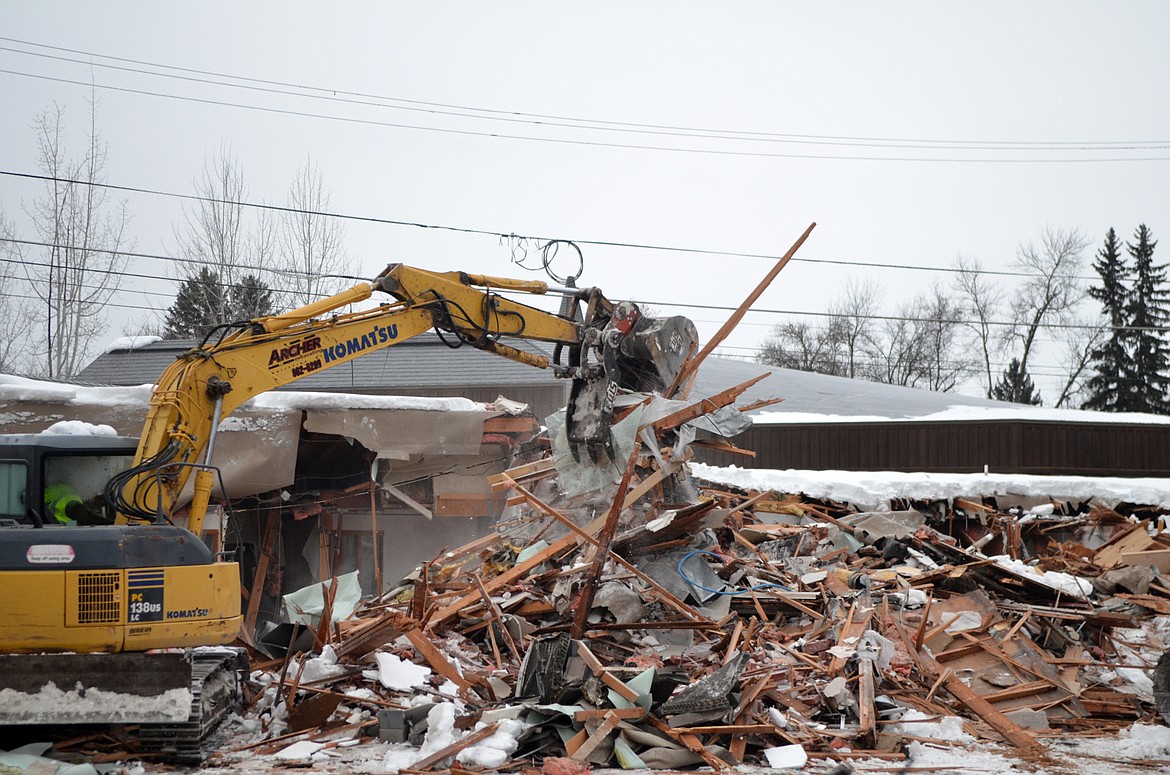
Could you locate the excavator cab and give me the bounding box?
[0,434,245,759]
[0,434,137,527]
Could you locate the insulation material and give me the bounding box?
[304,407,491,459]
[203,406,302,499]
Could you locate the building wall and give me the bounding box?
[696,420,1170,477]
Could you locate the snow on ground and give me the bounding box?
[692,462,1170,511]
[0,682,192,724]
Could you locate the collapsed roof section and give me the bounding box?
[0,374,536,502]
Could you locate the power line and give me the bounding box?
[711,343,1087,376]
[0,170,1098,281]
[3,235,1165,335]
[3,40,1168,153]
[4,67,1170,165]
[0,236,364,288]
[632,297,1169,334]
[0,241,337,304]
[690,317,1097,348]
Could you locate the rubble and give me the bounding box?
[5,234,1169,772]
[18,375,1169,774]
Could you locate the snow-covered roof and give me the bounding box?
[690,357,1170,426]
[0,373,487,414]
[77,333,1170,428]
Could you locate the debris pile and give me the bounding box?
[14,232,1170,771]
[42,375,1168,773]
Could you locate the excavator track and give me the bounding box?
[138,648,248,762]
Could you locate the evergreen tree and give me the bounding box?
[164,267,226,339]
[992,357,1042,405]
[1083,228,1136,411]
[229,274,275,321]
[1125,224,1170,413]
[163,268,275,339]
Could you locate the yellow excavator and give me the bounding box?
[0,263,697,758]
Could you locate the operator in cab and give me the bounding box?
[44,482,110,525]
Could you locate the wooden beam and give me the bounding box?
[425,532,579,630]
[857,655,877,748]
[571,710,622,762]
[893,616,1045,755]
[646,716,727,770]
[652,372,771,432]
[573,707,647,722]
[404,628,475,693]
[571,443,642,639]
[673,222,816,397]
[619,464,672,511]
[575,640,642,706]
[504,477,710,625]
[242,508,280,644]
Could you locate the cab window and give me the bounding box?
[0,461,27,518]
[43,453,134,520]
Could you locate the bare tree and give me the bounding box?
[279,159,352,307]
[760,279,969,391]
[172,147,278,324]
[0,210,38,372]
[911,283,972,392]
[1052,314,1107,408]
[22,102,130,379]
[866,310,923,387]
[758,320,846,375]
[828,277,879,378]
[859,284,970,391]
[952,254,1004,397]
[1006,227,1090,377]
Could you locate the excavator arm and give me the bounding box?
[108,263,697,528]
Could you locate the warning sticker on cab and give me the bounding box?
[26,544,75,564]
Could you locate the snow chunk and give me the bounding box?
[904,740,1025,772]
[889,710,974,743]
[41,420,118,436]
[457,745,509,768]
[1069,722,1170,759]
[381,744,422,772]
[273,740,326,760]
[373,651,431,691]
[991,555,1093,599]
[417,703,460,759]
[0,374,153,406]
[762,743,808,769]
[299,645,349,683]
[250,390,483,413]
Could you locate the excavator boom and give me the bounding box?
[112,262,698,525]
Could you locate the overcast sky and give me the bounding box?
[1,2,1167,398]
